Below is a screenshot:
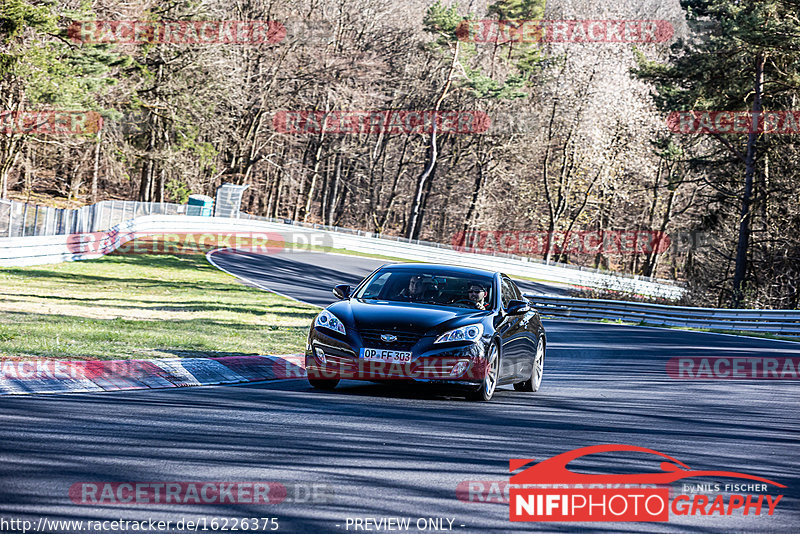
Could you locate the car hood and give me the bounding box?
[329,298,488,335]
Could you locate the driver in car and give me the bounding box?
[466,281,489,310]
[399,275,436,302]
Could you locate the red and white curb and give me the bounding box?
[0,355,306,396]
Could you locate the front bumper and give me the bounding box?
[306,327,489,385]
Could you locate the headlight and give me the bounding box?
[314,310,346,335]
[435,323,484,344]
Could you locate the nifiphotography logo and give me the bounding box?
[509,444,785,522]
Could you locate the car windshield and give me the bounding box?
[354,269,495,310]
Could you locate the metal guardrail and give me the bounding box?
[525,294,800,338]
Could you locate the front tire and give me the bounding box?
[514,335,544,393]
[468,342,500,401]
[309,377,339,390]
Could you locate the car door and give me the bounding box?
[496,275,526,382]
[509,278,538,381]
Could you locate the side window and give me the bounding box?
[501,277,516,309]
[509,278,522,300]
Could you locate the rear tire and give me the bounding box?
[513,336,544,393]
[309,378,339,390]
[467,342,500,401]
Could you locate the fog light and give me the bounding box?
[449,361,470,377]
[315,347,326,364]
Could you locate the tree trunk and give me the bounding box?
[293,139,313,220]
[0,149,21,201]
[155,168,165,203]
[460,140,488,248]
[92,130,102,201]
[273,178,284,218]
[138,109,157,202]
[319,155,332,221]
[413,158,438,240]
[732,51,765,307]
[334,182,348,225]
[643,187,676,278]
[406,129,439,239]
[405,41,460,239]
[327,154,342,226]
[544,219,556,264]
[377,137,410,233]
[303,141,325,223]
[268,145,287,218]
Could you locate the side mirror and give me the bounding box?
[332,284,352,300]
[506,299,531,316]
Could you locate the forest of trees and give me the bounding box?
[1,0,798,309]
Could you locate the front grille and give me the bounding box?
[358,328,423,350]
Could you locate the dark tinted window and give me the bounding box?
[355,269,495,310]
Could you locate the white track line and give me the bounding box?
[206,248,323,308]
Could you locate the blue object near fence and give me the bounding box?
[187,194,214,217]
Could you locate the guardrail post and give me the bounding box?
[32,206,40,235]
[20,203,29,237]
[44,207,52,235]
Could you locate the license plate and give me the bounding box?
[360,348,412,363]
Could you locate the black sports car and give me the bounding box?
[305,263,545,401]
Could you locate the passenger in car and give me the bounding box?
[398,275,438,302]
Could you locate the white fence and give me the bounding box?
[525,294,800,338]
[0,199,206,238]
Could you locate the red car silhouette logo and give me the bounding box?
[510,444,785,487]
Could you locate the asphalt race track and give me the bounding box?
[1,250,798,533]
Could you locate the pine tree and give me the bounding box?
[635,0,800,307]
[0,0,130,199]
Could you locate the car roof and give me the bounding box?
[379,263,498,278]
